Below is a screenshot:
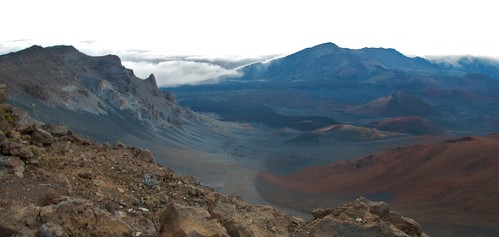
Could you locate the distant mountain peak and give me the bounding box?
[238,42,439,81]
[301,42,342,55]
[312,42,340,49]
[19,45,79,55]
[358,46,402,55]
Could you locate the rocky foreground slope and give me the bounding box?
[0,85,427,236]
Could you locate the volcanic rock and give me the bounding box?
[0,156,25,178]
[31,128,54,146]
[136,148,154,163]
[308,198,425,237]
[159,202,229,237]
[42,124,70,137]
[1,141,33,160]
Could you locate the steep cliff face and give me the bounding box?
[0,45,186,130]
[0,87,427,236]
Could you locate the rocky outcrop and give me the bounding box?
[309,198,426,237]
[0,156,25,178]
[1,140,33,160]
[209,194,305,237]
[147,74,160,97]
[41,124,70,137]
[160,203,229,237]
[0,45,191,131]
[31,128,55,146]
[135,148,154,163]
[0,199,131,237]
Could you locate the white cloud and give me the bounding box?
[119,52,277,87]
[0,40,272,87]
[428,55,499,68]
[123,60,242,87]
[0,40,32,55]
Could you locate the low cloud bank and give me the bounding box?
[120,54,279,87]
[0,40,277,87]
[428,55,499,68]
[123,59,242,87]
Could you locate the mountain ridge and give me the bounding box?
[0,44,216,134]
[227,42,499,86]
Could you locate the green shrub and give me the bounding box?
[1,109,14,124]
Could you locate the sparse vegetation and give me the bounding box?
[1,109,14,124]
[143,173,160,188]
[38,157,47,168]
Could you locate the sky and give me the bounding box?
[1,0,498,86]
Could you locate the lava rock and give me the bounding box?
[136,148,154,163]
[1,141,33,160]
[31,128,55,146]
[42,125,70,137]
[0,156,25,178]
[159,202,229,237]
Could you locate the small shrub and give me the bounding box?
[143,173,159,188]
[153,215,161,233]
[1,109,14,124]
[38,157,47,168]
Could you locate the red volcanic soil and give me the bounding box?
[257,135,499,234]
[310,124,403,140]
[285,124,403,144]
[373,116,443,135]
[350,92,441,117]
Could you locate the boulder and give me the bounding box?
[309,215,407,237]
[0,199,131,237]
[1,141,33,160]
[36,223,68,237]
[159,202,229,237]
[6,130,21,140]
[211,195,302,237]
[367,200,391,217]
[70,134,92,145]
[136,148,154,163]
[307,198,426,237]
[0,156,25,178]
[17,124,36,134]
[21,134,32,143]
[385,212,424,237]
[42,125,70,137]
[31,128,55,146]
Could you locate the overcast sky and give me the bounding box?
[1,0,498,86]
